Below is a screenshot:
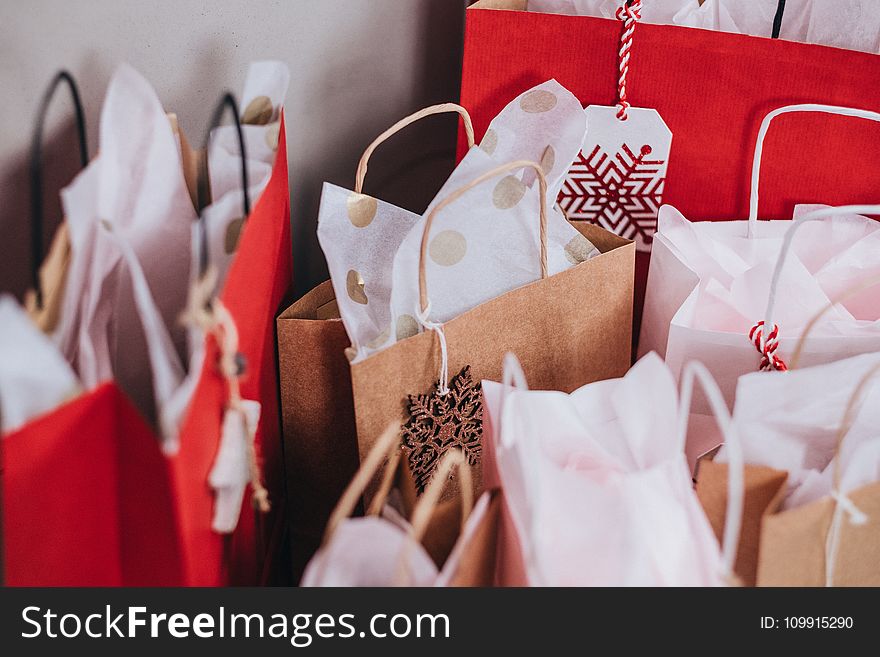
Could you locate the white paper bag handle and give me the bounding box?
[355,103,476,195]
[678,361,744,583]
[760,204,880,356]
[418,160,549,314]
[499,351,530,449]
[497,351,546,586]
[748,104,880,238]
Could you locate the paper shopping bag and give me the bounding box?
[4,68,292,586]
[3,383,183,586]
[481,353,743,586]
[300,424,499,587]
[697,351,880,586]
[320,81,597,362]
[639,104,880,468]
[277,103,478,581]
[460,1,880,317]
[2,71,184,586]
[170,111,291,586]
[351,160,633,506]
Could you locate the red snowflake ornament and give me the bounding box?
[558,142,665,245]
[558,106,672,252]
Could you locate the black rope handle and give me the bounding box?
[197,92,251,278]
[30,71,89,309]
[772,0,786,39]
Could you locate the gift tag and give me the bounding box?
[209,399,261,534]
[557,105,672,252]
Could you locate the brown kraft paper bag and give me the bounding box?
[277,284,360,582]
[276,105,478,581]
[350,160,634,505]
[301,423,500,586]
[697,361,880,587]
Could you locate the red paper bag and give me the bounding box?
[459,1,880,318]
[2,384,183,586]
[2,117,291,587]
[162,113,292,587]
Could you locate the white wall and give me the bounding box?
[0,0,468,297]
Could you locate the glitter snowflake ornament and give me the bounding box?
[558,106,672,253]
[401,365,482,493]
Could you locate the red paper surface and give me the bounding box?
[459,9,880,318]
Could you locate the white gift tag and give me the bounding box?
[557,106,672,252]
[209,399,261,534]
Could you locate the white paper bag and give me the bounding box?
[482,352,739,586]
[723,352,880,511]
[639,104,880,467]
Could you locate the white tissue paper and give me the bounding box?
[723,352,880,511]
[301,491,493,587]
[199,60,290,294]
[482,353,726,586]
[161,61,290,449]
[0,296,80,433]
[320,79,598,361]
[530,0,880,54]
[529,0,698,25]
[56,63,191,429]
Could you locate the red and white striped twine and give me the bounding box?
[749,321,788,372]
[615,0,642,121]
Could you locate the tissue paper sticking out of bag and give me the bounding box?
[198,61,290,295]
[529,0,697,25]
[163,61,290,449]
[54,62,288,448]
[55,63,192,426]
[301,491,494,587]
[722,352,880,511]
[0,296,81,433]
[529,0,880,55]
[483,353,726,586]
[319,79,598,361]
[660,204,880,338]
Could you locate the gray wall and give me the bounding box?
[0,0,469,298]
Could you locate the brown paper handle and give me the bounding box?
[418,159,549,313]
[788,273,880,370]
[394,450,473,585]
[321,422,401,547]
[354,103,475,194]
[409,451,473,544]
[831,361,880,491]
